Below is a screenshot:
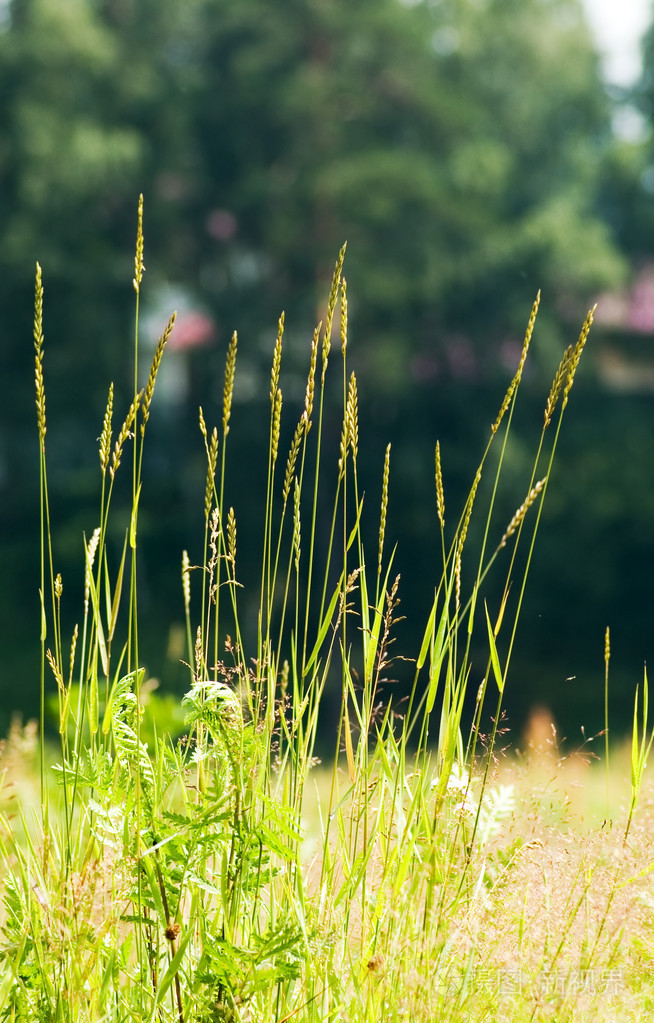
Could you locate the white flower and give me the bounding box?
[446,762,470,794]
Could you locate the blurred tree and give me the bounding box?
[606,18,654,259]
[0,0,631,733]
[0,0,624,405]
[185,0,625,388]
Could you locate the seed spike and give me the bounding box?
[133,194,145,293]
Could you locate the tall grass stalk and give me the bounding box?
[4,209,645,1022]
[605,625,611,823]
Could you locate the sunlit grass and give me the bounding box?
[3,726,654,1021]
[2,199,653,1021]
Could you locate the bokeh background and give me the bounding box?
[2,0,654,746]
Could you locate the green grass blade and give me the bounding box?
[426,587,451,714]
[304,576,342,676]
[485,600,504,695]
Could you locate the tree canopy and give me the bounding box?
[0,0,624,394]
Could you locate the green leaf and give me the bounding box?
[85,543,108,676]
[304,577,341,676]
[139,853,167,924]
[102,665,143,735]
[154,896,199,1010]
[89,666,98,734]
[632,683,640,790]
[347,496,365,552]
[342,653,364,730]
[130,482,142,549]
[107,532,128,642]
[417,591,438,671]
[467,580,479,637]
[485,600,504,694]
[426,588,451,713]
[359,561,371,666]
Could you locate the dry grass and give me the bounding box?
[295,722,654,1022]
[456,776,654,1020]
[0,717,41,825]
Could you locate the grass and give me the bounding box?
[1,196,654,1021]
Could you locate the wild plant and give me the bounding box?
[3,196,643,1022]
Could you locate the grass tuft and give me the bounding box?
[2,207,652,1021]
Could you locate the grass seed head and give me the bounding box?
[223,330,238,435]
[84,528,101,614]
[272,387,282,464]
[347,372,358,460]
[110,390,143,479]
[457,466,482,558]
[194,626,203,681]
[133,193,145,293]
[227,506,237,569]
[562,305,595,410]
[378,443,391,576]
[99,383,114,475]
[322,243,347,382]
[46,648,64,693]
[34,262,46,444]
[435,441,445,530]
[293,479,301,572]
[303,323,320,429]
[492,290,539,434]
[204,427,218,521]
[500,478,546,547]
[141,311,176,434]
[283,418,305,503]
[338,416,348,478]
[339,373,359,477]
[68,623,78,686]
[545,344,574,428]
[270,312,284,404]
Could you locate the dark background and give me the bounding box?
[2,0,654,747]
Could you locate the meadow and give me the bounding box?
[1,199,653,1021]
